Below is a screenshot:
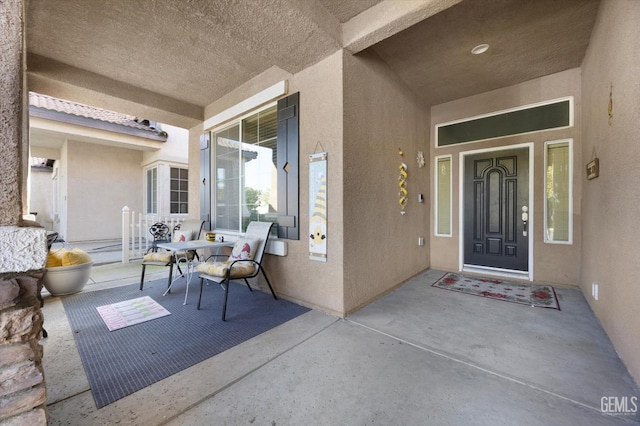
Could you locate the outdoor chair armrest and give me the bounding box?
[226,259,260,276]
[228,259,258,267]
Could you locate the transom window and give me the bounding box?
[213,104,278,233]
[436,98,572,147]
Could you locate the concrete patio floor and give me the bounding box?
[41,261,640,425]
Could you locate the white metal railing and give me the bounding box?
[121,206,184,263]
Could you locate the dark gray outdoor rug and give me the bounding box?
[62,276,309,408]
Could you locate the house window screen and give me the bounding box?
[435,156,452,236]
[170,167,189,214]
[213,104,278,233]
[437,99,571,146]
[545,140,572,243]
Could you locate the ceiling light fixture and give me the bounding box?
[471,44,490,55]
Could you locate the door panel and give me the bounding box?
[464,148,529,271]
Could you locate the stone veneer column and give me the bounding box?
[0,270,48,425]
[0,0,49,424]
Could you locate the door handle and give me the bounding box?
[521,206,528,236]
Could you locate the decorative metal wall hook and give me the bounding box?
[313,140,326,154]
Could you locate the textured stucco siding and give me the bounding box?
[342,50,430,314]
[580,0,640,383]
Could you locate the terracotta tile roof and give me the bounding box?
[29,92,167,137]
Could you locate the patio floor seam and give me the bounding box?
[157,316,341,425]
[345,317,605,417]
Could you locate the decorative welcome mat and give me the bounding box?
[97,296,170,331]
[432,273,560,310]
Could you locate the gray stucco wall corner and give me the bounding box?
[342,50,430,314]
[580,0,640,384]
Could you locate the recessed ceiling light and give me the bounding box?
[471,44,490,55]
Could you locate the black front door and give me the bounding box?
[464,148,529,271]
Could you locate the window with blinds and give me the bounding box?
[213,103,278,233]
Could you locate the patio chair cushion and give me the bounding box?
[46,249,65,267]
[196,260,257,278]
[228,238,261,262]
[48,248,92,267]
[143,251,173,263]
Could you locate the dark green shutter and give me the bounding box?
[277,92,300,239]
[200,133,211,231]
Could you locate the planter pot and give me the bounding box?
[44,262,93,296]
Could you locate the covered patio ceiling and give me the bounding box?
[26,0,600,128]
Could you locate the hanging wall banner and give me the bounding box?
[309,152,327,262]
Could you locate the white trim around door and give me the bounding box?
[458,143,534,281]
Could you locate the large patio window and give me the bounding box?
[146,167,157,214]
[544,139,572,243]
[213,104,278,233]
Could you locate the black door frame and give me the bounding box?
[459,143,534,281]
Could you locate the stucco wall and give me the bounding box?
[580,0,640,383]
[199,49,430,316]
[65,140,142,241]
[141,123,189,167]
[430,68,583,286]
[28,170,54,230]
[199,52,345,316]
[0,0,25,225]
[342,50,430,314]
[284,52,345,315]
[188,122,204,225]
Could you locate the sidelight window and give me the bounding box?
[544,139,572,244]
[435,155,452,236]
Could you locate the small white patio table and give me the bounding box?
[155,239,234,305]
